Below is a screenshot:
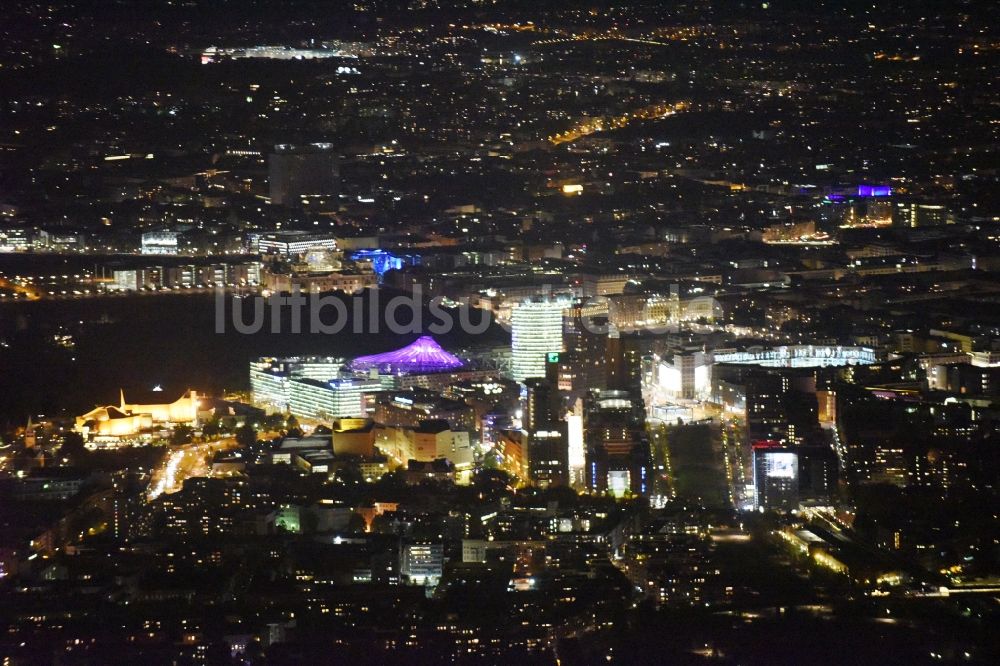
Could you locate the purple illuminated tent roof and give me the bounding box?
[351,336,463,374]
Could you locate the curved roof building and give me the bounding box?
[351,336,463,374]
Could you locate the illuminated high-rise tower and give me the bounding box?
[584,388,650,497]
[511,299,567,382]
[752,443,799,510]
[523,377,568,487]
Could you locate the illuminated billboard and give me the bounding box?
[765,452,797,479]
[608,470,630,498]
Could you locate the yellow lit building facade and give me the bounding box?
[75,389,200,439]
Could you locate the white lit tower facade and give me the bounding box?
[511,298,567,382]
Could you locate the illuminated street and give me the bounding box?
[147,437,237,501]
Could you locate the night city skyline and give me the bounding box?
[0,1,998,664]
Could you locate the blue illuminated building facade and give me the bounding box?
[351,249,406,281]
[857,184,892,197]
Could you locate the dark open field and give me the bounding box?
[666,422,729,508]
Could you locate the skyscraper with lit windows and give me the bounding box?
[511,298,567,382]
